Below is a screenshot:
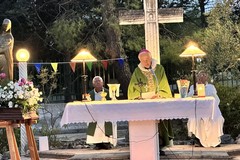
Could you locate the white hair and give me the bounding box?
[92,76,103,84]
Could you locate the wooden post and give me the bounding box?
[0,121,21,160]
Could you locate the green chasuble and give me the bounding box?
[128,64,172,99]
[87,88,113,137]
[128,62,174,148]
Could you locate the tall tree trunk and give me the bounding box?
[101,0,131,99]
[64,53,73,102]
[198,0,207,27]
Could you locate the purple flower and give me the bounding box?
[18,78,27,86]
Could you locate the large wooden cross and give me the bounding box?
[119,0,183,64]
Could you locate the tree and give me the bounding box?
[98,0,132,98]
[48,0,132,98]
[196,0,240,79]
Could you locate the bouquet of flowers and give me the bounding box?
[0,73,42,114]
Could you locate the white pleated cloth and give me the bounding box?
[188,84,224,147]
[86,94,117,146]
[86,122,117,146]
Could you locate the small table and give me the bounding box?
[0,108,39,160]
[60,97,216,160]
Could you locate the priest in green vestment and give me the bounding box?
[128,49,174,155]
[86,76,117,149]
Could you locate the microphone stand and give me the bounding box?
[134,78,146,100]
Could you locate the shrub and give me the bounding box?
[216,83,240,138]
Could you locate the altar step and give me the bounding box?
[162,144,236,160]
[21,144,240,160]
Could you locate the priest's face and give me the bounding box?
[139,53,152,69]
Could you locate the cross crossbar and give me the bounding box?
[118,0,183,64]
[119,8,183,25]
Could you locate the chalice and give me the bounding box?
[100,91,107,101]
[107,84,120,100]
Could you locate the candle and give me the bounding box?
[174,93,180,98]
[197,84,205,97]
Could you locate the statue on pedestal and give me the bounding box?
[0,19,14,81]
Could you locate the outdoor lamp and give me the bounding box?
[16,48,30,155]
[180,44,206,96]
[16,48,30,79]
[71,49,97,101]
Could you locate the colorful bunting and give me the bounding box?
[101,60,108,70]
[118,58,124,68]
[70,62,76,73]
[34,63,42,74]
[86,62,93,71]
[51,63,58,72]
[15,58,126,74]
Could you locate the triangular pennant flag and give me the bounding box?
[70,62,76,73]
[101,60,108,70]
[86,62,93,71]
[34,63,42,74]
[118,58,124,68]
[51,63,58,72]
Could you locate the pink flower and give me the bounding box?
[18,78,27,86]
[0,73,6,79]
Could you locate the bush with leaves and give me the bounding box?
[35,68,59,103]
[216,83,240,138]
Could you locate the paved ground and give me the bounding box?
[20,144,240,160]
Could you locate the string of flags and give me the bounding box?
[14,58,126,74]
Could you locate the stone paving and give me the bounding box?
[20,144,240,160]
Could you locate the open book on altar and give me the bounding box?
[142,91,155,99]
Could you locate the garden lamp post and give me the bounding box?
[180,43,206,96]
[16,48,30,155]
[71,49,97,101]
[16,48,30,79]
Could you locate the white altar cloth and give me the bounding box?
[60,97,216,160]
[60,97,216,125]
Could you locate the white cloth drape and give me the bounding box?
[188,84,224,147]
[61,98,217,146]
[86,122,117,146]
[86,92,117,146]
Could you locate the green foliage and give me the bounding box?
[0,128,20,154]
[35,68,59,103]
[121,25,145,52]
[216,84,240,138]
[37,125,62,148]
[196,1,240,76]
[49,17,86,52]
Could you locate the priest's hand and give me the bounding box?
[151,94,162,99]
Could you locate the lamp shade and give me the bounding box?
[71,49,97,62]
[16,48,30,62]
[180,45,206,57]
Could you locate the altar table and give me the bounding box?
[60,97,216,160]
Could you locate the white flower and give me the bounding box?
[0,78,42,113]
[8,101,13,108]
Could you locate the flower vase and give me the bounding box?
[177,79,190,98]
